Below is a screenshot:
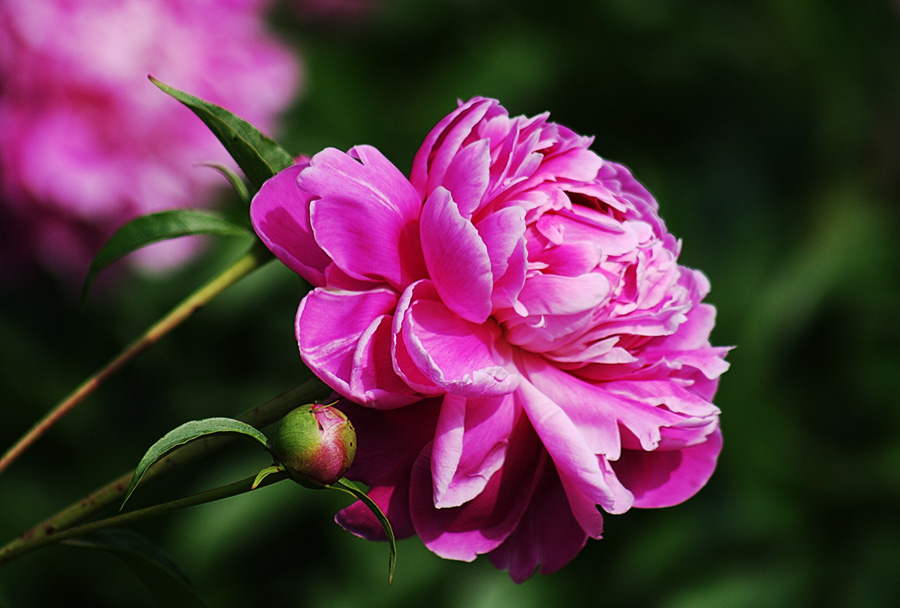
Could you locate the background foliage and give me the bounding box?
[2,0,899,606]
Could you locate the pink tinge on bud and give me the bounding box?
[271,403,357,487]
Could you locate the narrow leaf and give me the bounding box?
[122,418,269,510]
[64,529,207,608]
[251,465,285,490]
[331,479,397,584]
[82,209,252,304]
[150,76,294,190]
[200,163,251,205]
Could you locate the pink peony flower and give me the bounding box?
[251,97,730,581]
[0,0,301,281]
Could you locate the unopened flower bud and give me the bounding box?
[271,403,356,487]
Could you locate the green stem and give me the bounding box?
[0,243,272,477]
[0,379,331,567]
[20,471,288,563]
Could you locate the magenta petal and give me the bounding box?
[296,287,398,403]
[655,302,718,350]
[488,458,591,583]
[521,356,622,458]
[410,97,498,197]
[420,187,493,324]
[517,379,634,518]
[613,426,722,508]
[410,413,544,561]
[431,393,516,508]
[350,313,423,408]
[518,272,610,316]
[397,281,518,397]
[250,163,331,286]
[524,358,717,460]
[302,145,426,289]
[335,399,442,540]
[475,205,527,300]
[441,139,490,218]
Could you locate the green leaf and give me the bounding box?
[122,418,269,510]
[64,529,207,608]
[330,479,398,584]
[200,163,251,205]
[251,465,286,490]
[82,209,252,304]
[150,76,294,190]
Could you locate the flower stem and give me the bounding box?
[0,379,331,567]
[0,243,272,477]
[7,471,288,564]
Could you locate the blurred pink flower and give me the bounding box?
[251,97,730,581]
[0,0,301,281]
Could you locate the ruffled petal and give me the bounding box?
[525,363,718,458]
[487,454,591,583]
[440,139,490,219]
[302,145,426,289]
[295,287,398,404]
[410,411,544,561]
[431,393,516,508]
[410,97,499,198]
[396,280,519,397]
[474,205,527,310]
[517,272,610,316]
[613,426,722,508]
[520,356,621,458]
[250,162,331,287]
[350,313,423,408]
[516,377,633,519]
[420,187,493,324]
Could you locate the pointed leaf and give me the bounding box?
[122,418,269,510]
[330,478,398,584]
[82,209,252,303]
[251,465,286,490]
[150,76,294,190]
[64,529,207,608]
[200,163,251,205]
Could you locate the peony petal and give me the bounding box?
[441,139,490,218]
[475,205,527,309]
[534,241,602,277]
[431,393,516,508]
[517,272,610,316]
[410,97,498,198]
[613,426,722,508]
[516,378,633,519]
[487,457,591,583]
[350,313,423,408]
[250,162,331,287]
[420,187,493,324]
[652,302,717,350]
[336,399,442,540]
[520,356,621,458]
[536,144,604,184]
[302,145,426,289]
[397,281,518,397]
[536,206,642,257]
[527,370,714,455]
[608,380,721,418]
[410,412,544,561]
[296,287,398,403]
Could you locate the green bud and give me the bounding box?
[270,403,357,488]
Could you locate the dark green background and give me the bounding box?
[2,0,899,606]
